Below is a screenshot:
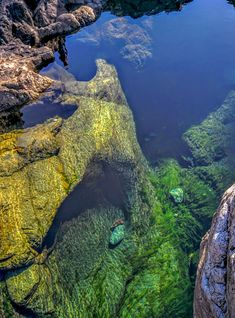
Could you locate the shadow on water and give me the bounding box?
[42,161,127,250]
[21,101,77,128]
[0,101,77,133]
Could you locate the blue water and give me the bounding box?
[33,0,235,163]
[45,0,235,163]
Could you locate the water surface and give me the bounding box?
[50,0,235,163]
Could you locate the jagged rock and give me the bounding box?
[194,185,235,318]
[0,0,102,110]
[0,45,54,112]
[0,59,156,317]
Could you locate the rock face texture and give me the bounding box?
[194,185,235,318]
[0,0,102,46]
[0,44,54,112]
[0,0,104,112]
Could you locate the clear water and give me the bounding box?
[22,101,77,128]
[44,0,235,164]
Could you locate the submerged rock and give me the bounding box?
[170,187,184,203]
[184,91,235,165]
[0,58,195,318]
[109,224,125,246]
[77,17,152,68]
[0,59,152,317]
[184,90,235,195]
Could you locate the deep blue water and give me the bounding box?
[24,0,235,163]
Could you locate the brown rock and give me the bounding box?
[194,185,235,318]
[0,45,54,112]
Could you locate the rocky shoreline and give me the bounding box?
[0,0,104,112]
[0,0,192,113]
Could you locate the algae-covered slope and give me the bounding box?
[0,59,142,271]
[184,91,235,194]
[0,60,194,318]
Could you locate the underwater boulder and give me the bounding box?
[109,224,125,246]
[170,187,184,203]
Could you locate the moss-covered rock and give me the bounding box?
[0,59,152,316]
[0,60,199,318]
[184,91,235,166]
[2,58,233,318]
[183,90,235,198]
[0,59,145,272]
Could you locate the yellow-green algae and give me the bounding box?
[0,59,230,318]
[0,60,143,271]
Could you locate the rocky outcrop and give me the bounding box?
[0,59,143,271]
[0,0,103,46]
[0,58,196,318]
[0,0,104,111]
[0,44,54,112]
[194,185,235,318]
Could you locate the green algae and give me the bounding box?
[184,91,235,166]
[184,90,235,199]
[1,59,235,318]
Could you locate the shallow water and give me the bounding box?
[44,0,235,164]
[22,101,77,128]
[3,2,235,316]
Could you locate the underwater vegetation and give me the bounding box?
[184,90,235,195]
[1,58,235,317]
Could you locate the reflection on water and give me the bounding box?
[50,0,235,164]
